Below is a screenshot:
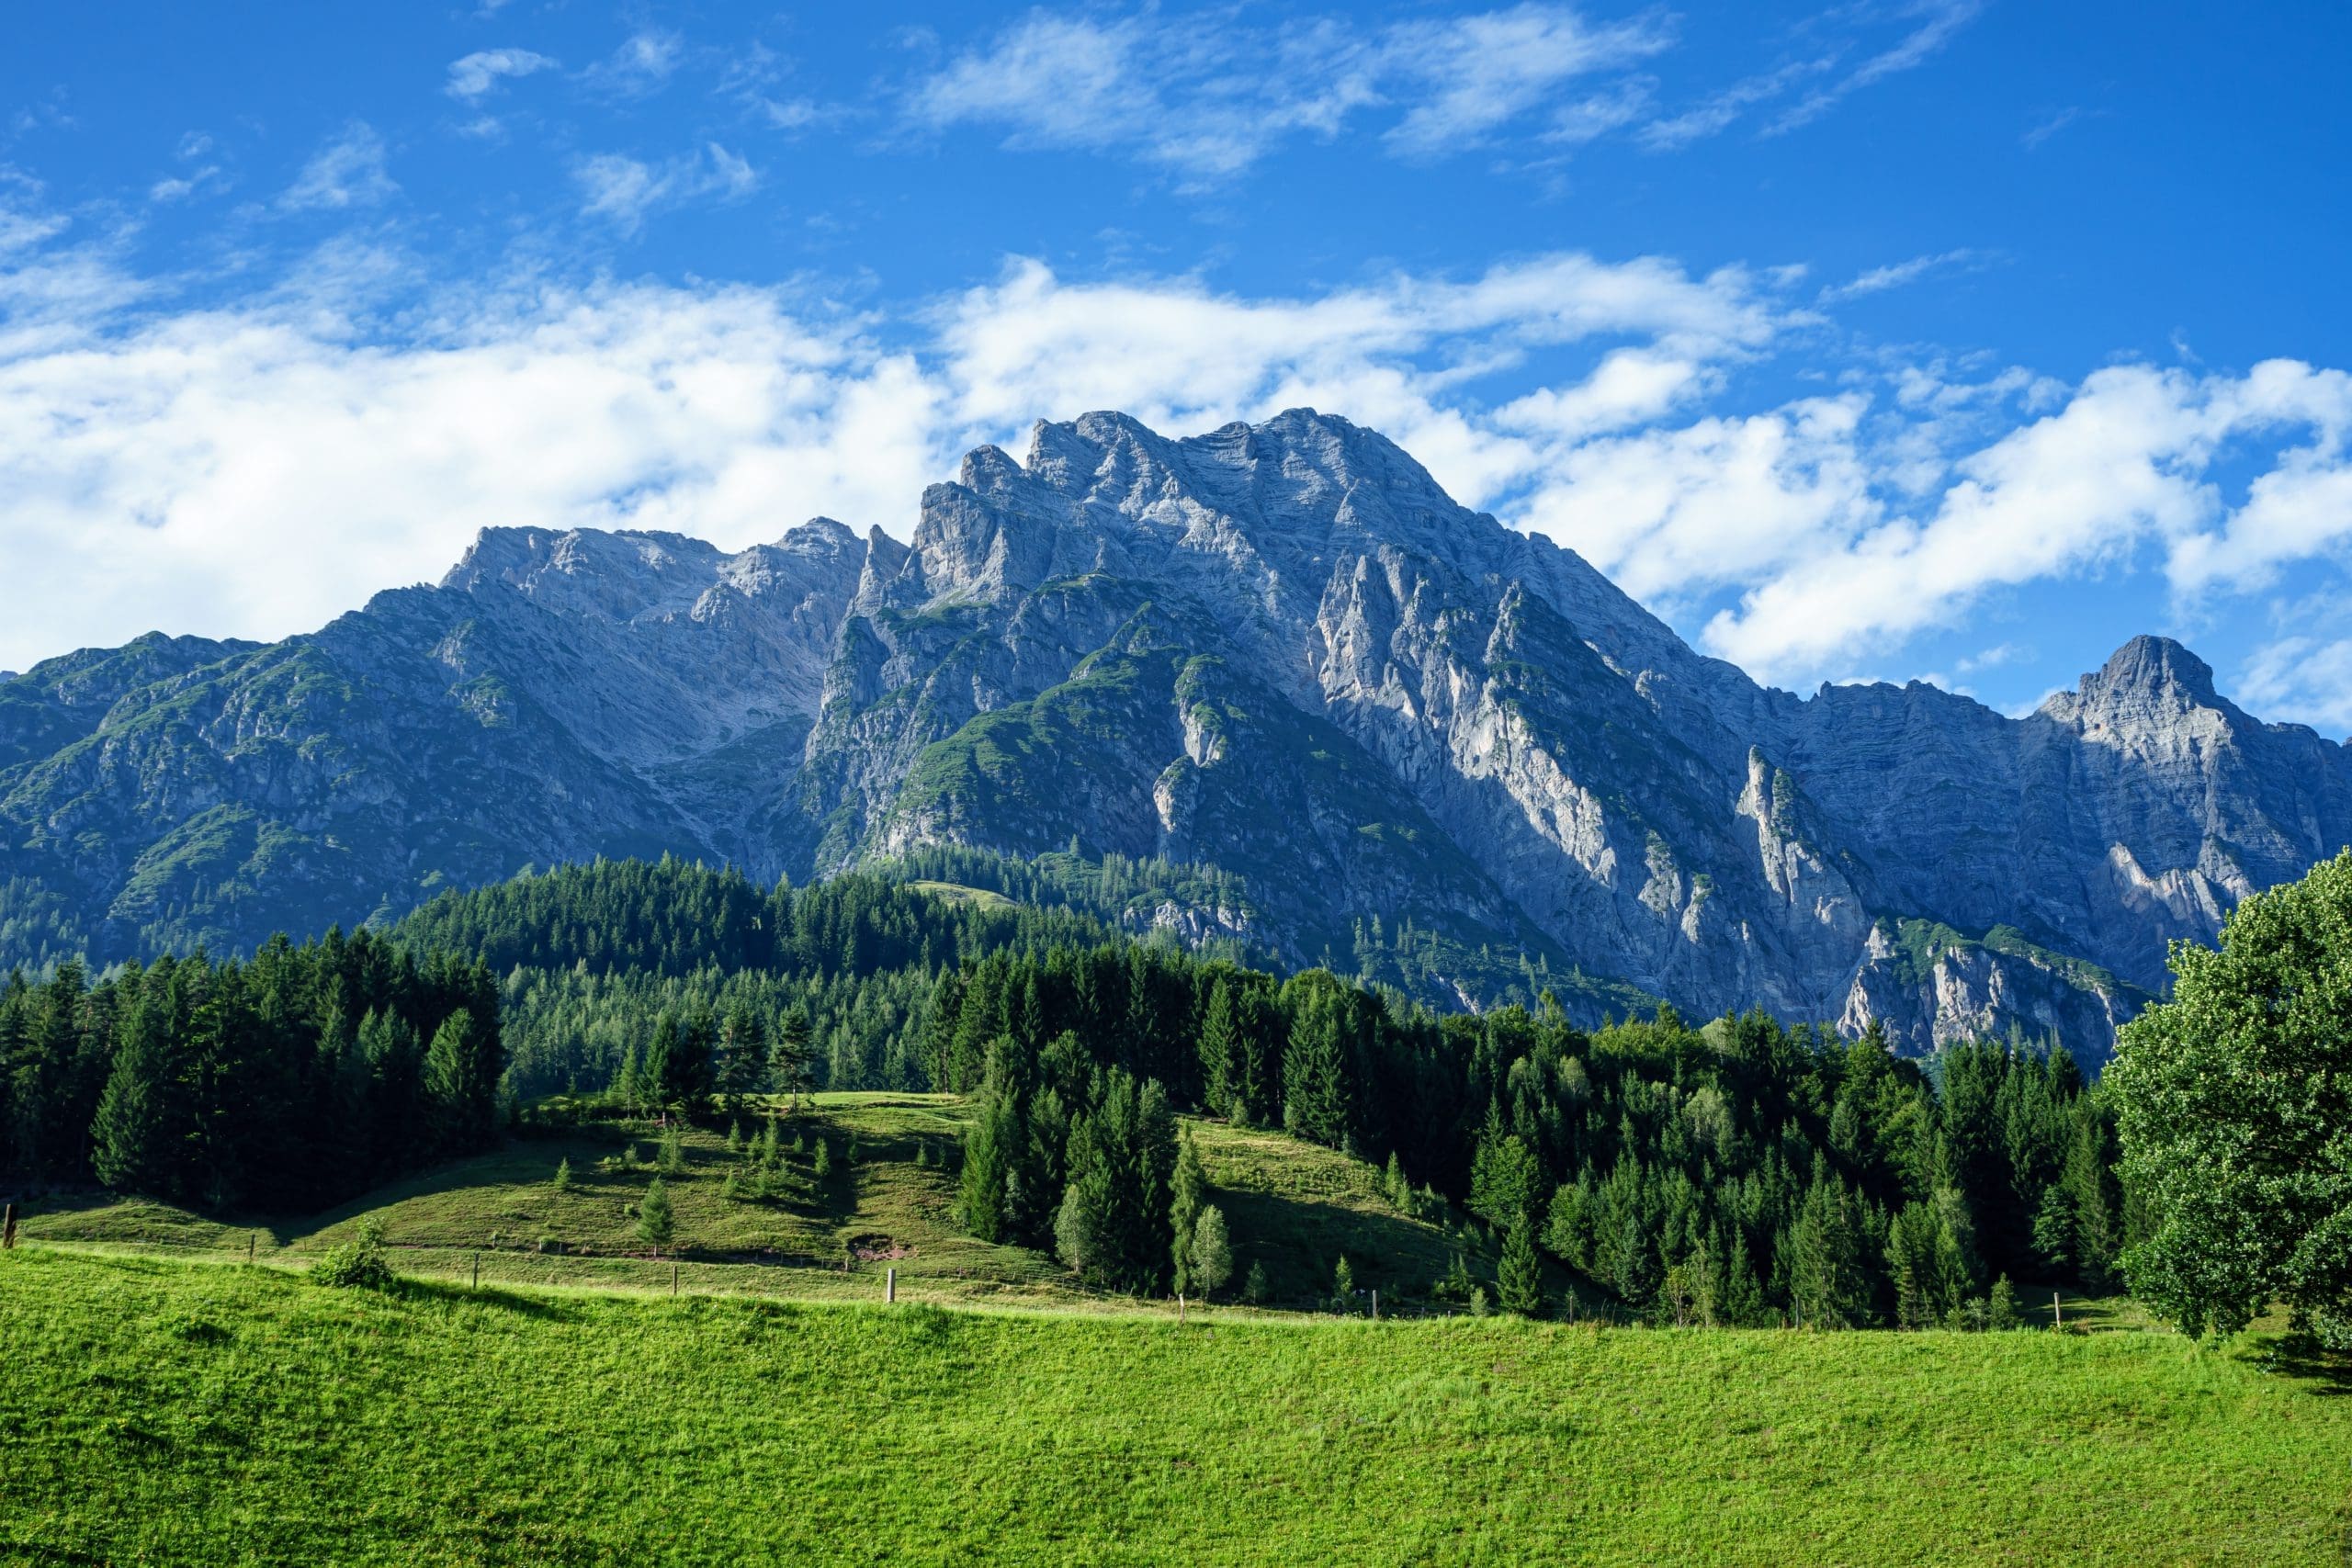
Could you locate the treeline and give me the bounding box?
[390,857,1143,1097]
[0,930,500,1210]
[932,946,2126,1320]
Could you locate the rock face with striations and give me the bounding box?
[5,409,2346,1062]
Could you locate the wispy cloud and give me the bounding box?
[447,48,558,102]
[1765,0,1983,136]
[1636,1,1983,150]
[280,122,397,211]
[585,28,684,97]
[572,144,759,233]
[903,4,1661,181]
[1638,57,1829,150]
[2022,105,2096,151]
[1818,248,1990,302]
[1381,6,1670,157]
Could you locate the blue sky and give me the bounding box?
[4,3,2350,729]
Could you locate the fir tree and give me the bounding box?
[1169,1128,1209,1293]
[1191,1205,1233,1297]
[1498,1217,1544,1317]
[637,1175,675,1251]
[1987,1273,2021,1330]
[551,1156,574,1194]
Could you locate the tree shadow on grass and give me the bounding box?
[2243,1333,2352,1397]
[398,1275,587,1322]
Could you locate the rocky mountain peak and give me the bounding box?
[11,409,2352,1068]
[2083,634,2222,709]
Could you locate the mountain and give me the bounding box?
[6,408,2348,1059]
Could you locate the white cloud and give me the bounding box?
[6,226,2352,703]
[281,123,397,210]
[904,5,1657,179]
[2237,636,2352,735]
[1766,0,1984,136]
[1636,57,1831,150]
[586,29,684,96]
[447,49,557,102]
[1381,5,1669,157]
[1819,248,1987,302]
[572,144,759,233]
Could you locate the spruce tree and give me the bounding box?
[1191,1205,1233,1297]
[1281,988,1351,1149]
[1170,1129,1208,1293]
[638,1175,675,1251]
[552,1156,574,1194]
[1987,1273,2021,1330]
[1197,979,1238,1118]
[91,1010,171,1196]
[770,1005,814,1103]
[1498,1217,1544,1317]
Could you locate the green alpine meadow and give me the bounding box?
[6,1246,2347,1568]
[10,16,2352,1556]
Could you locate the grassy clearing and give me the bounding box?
[12,1098,1521,1313]
[2,1247,2346,1566]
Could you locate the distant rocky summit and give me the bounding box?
[7,409,2347,1061]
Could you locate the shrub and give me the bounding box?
[311,1217,396,1291]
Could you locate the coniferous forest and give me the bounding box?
[1,931,499,1212]
[3,855,2126,1327]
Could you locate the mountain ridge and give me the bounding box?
[4,406,2344,1061]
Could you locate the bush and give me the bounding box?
[311,1217,397,1291]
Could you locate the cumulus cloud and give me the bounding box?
[6,224,2352,699]
[281,122,397,210]
[903,4,1660,178]
[2237,635,2352,735]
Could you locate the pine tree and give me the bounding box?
[715,1005,766,1109]
[91,1006,172,1196]
[424,1008,495,1153]
[770,1005,814,1103]
[1498,1217,1544,1317]
[1191,1205,1233,1297]
[638,1176,675,1251]
[658,1124,685,1175]
[1197,978,1239,1118]
[552,1156,574,1194]
[1282,987,1351,1148]
[1987,1273,2020,1330]
[1243,1259,1270,1304]
[1331,1255,1356,1312]
[812,1135,833,1180]
[1170,1129,1209,1293]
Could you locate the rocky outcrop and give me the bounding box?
[5,409,2346,1060]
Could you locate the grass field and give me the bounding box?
[2,1247,2347,1566]
[11,1096,1521,1312]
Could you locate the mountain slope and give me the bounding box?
[6,408,2346,1058]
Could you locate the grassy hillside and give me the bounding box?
[15,1098,1518,1313]
[3,1248,2346,1566]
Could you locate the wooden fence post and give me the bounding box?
[886,1267,896,1304]
[1371,1290,1378,1322]
[248,1232,257,1265]
[471,1251,481,1290]
[672,1261,679,1297]
[2052,1292,2063,1330]
[2,1201,16,1250]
